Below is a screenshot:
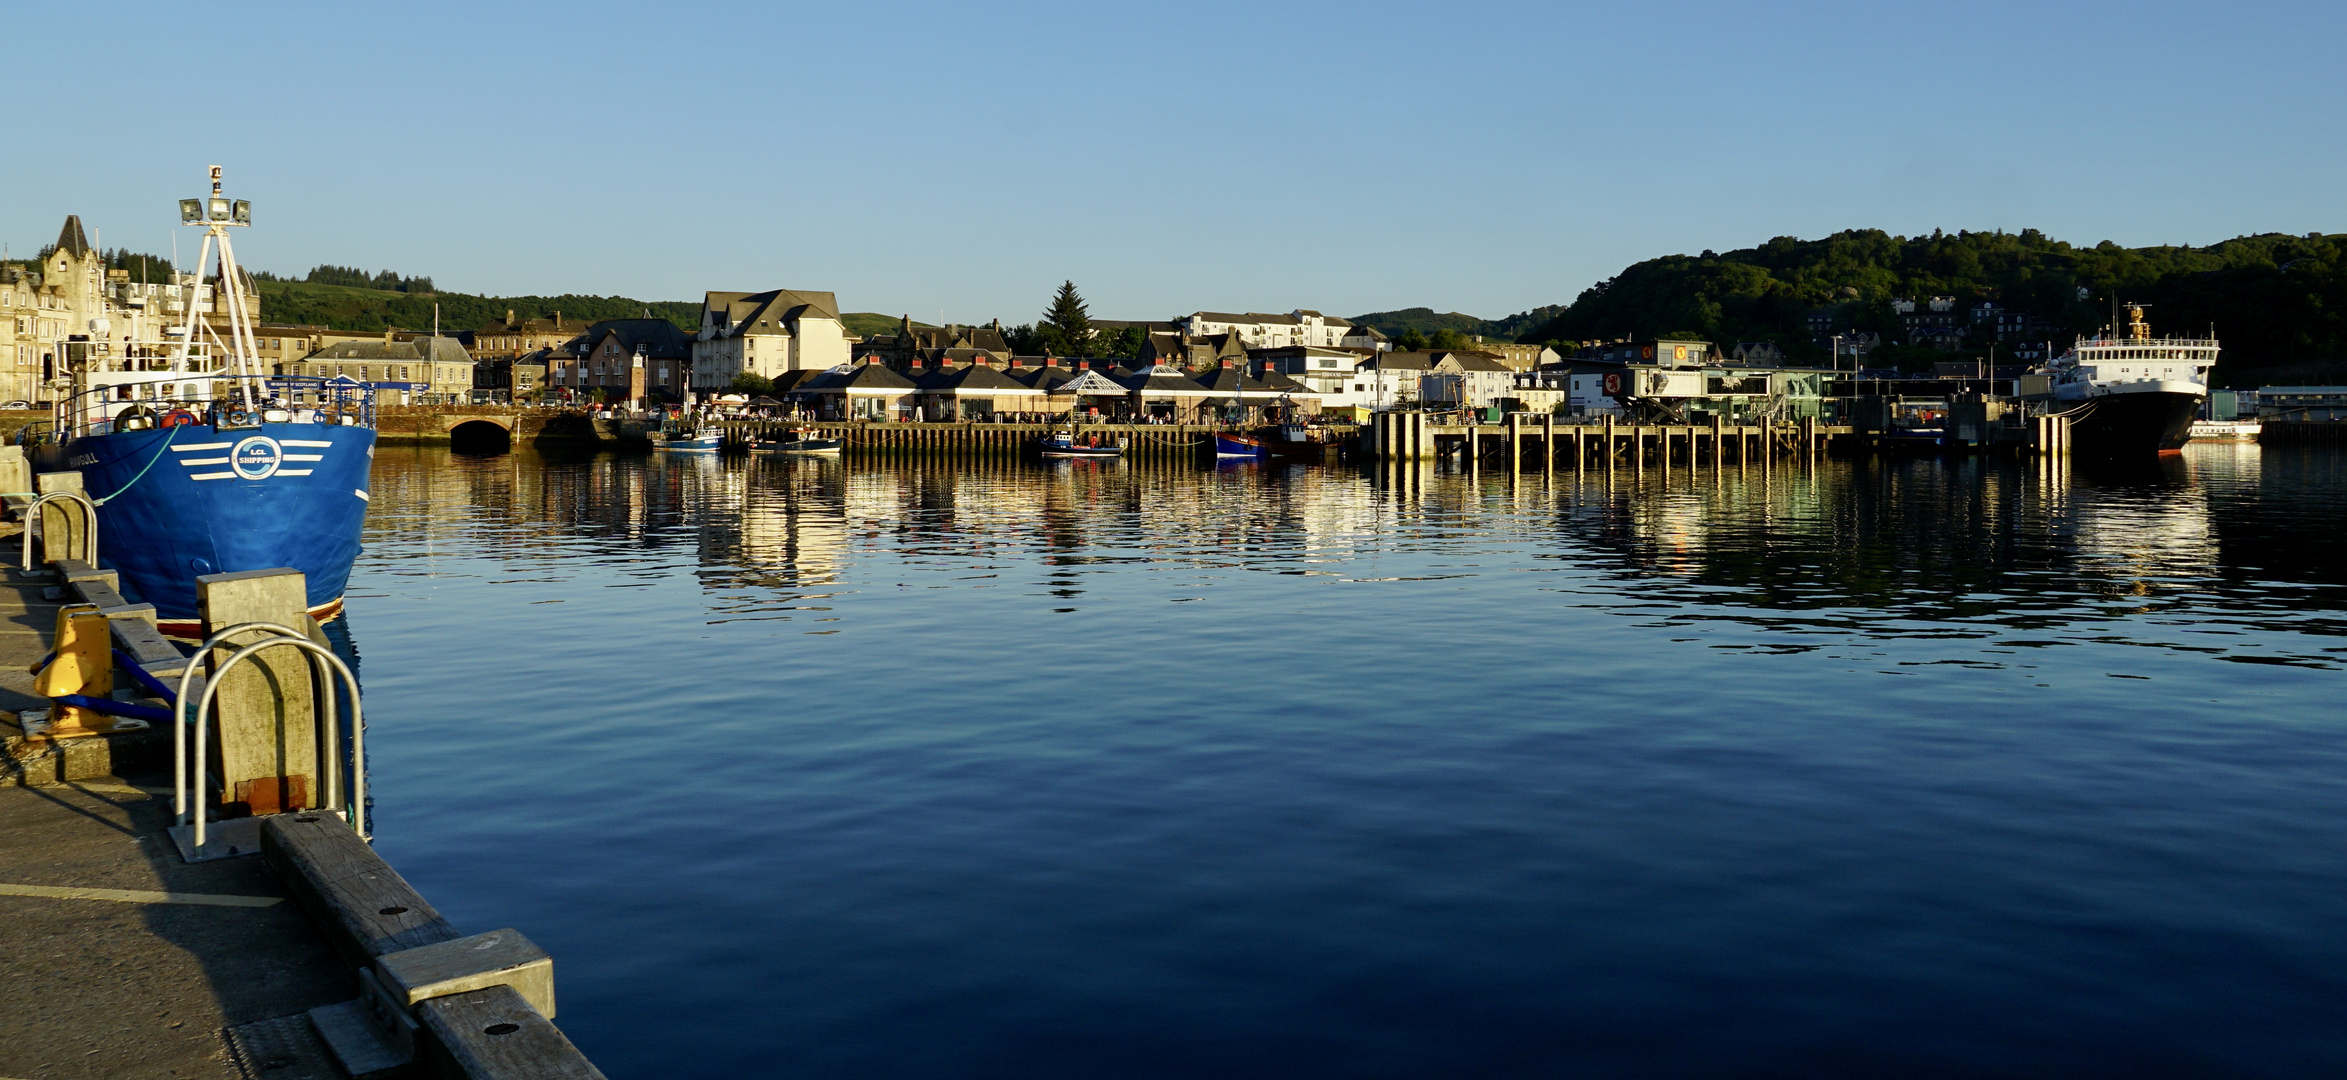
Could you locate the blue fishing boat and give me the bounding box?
[48,169,376,635]
[654,426,723,453]
[1214,432,1268,458]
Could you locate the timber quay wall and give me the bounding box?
[720,421,1227,463]
[2260,420,2347,445]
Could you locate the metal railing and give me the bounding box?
[21,490,98,570]
[174,622,367,850]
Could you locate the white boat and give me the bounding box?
[2187,419,2261,440]
[750,428,841,455]
[2042,304,2214,455]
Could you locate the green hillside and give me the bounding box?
[255,279,700,334]
[1515,229,2347,379]
[1350,305,1568,344]
[841,313,935,339]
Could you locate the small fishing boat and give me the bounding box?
[1037,430,1122,458]
[1214,432,1268,458]
[654,425,722,453]
[751,429,842,455]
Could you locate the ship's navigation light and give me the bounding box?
[233,200,251,225]
[180,199,202,223]
[207,198,231,221]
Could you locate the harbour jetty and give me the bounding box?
[0,463,605,1078]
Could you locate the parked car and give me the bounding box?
[2,401,31,410]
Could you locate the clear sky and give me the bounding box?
[6,1,2341,325]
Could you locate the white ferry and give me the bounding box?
[2043,304,2213,455]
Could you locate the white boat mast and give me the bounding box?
[178,165,265,409]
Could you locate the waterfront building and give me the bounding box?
[859,317,1014,368]
[1341,323,1391,352]
[913,360,1043,421]
[1174,310,1357,349]
[2,215,256,404]
[572,318,692,405]
[792,358,917,420]
[2255,386,2347,421]
[691,288,850,391]
[1584,339,1715,367]
[285,337,476,404]
[1254,346,1371,410]
[1463,341,1560,371]
[1416,351,1516,411]
[1139,330,1249,371]
[472,311,583,361]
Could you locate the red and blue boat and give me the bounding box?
[1213,432,1268,458]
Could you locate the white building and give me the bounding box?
[690,288,850,391]
[1253,347,1366,406]
[1175,309,1358,349]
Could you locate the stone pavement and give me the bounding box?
[0,541,355,1079]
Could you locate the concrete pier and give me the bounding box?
[0,522,606,1077]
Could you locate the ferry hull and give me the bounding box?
[2054,390,2202,456]
[68,422,375,626]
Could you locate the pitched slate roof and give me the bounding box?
[585,318,691,360]
[769,369,826,393]
[1018,366,1081,391]
[919,363,1038,394]
[312,341,423,361]
[54,216,91,258]
[1122,364,1215,395]
[704,289,843,338]
[803,363,917,392]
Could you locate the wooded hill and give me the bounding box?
[253,279,923,344]
[1350,306,1565,343]
[255,279,703,334]
[1512,229,2347,381]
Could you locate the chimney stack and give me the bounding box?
[506,309,515,326]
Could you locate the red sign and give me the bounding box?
[1603,373,1622,395]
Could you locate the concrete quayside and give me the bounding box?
[0,451,604,1079]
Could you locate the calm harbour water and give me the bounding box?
[346,442,2346,1078]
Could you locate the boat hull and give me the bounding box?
[67,421,375,628]
[1214,433,1268,458]
[2053,389,2202,455]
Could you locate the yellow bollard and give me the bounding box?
[32,604,118,736]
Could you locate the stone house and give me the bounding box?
[691,288,850,391]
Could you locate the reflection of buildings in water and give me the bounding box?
[734,466,847,588]
[2057,469,2216,586]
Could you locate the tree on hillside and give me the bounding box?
[1428,328,1473,351]
[1397,329,1429,352]
[1040,281,1095,356]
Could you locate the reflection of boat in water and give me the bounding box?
[1038,430,1122,458]
[750,429,842,456]
[2043,305,2212,456]
[48,170,375,635]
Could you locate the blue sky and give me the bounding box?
[6,1,2340,324]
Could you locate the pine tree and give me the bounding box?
[1041,280,1094,357]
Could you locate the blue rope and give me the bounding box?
[91,424,181,507]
